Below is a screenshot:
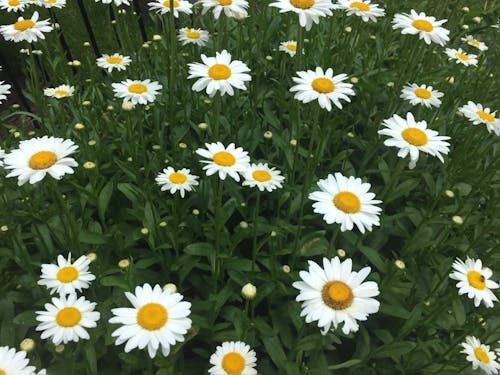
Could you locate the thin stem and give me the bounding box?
[251,192,261,272]
[168,8,178,134]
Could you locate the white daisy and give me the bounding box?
[109,283,192,358]
[335,0,385,22]
[43,84,74,99]
[41,0,65,8]
[0,147,5,167]
[0,346,38,375]
[198,0,249,20]
[38,253,96,296]
[0,0,28,12]
[378,112,450,169]
[35,294,100,345]
[445,48,478,66]
[459,101,500,136]
[0,11,53,43]
[392,9,449,46]
[461,35,488,51]
[279,40,297,57]
[155,166,199,198]
[242,163,285,192]
[196,142,250,181]
[111,79,162,105]
[188,50,251,97]
[208,341,257,375]
[400,83,443,108]
[148,0,193,17]
[3,136,78,186]
[450,257,499,308]
[290,67,355,111]
[96,53,132,73]
[270,0,334,31]
[178,27,209,46]
[461,336,500,375]
[95,0,130,6]
[309,173,382,233]
[0,81,11,104]
[293,257,380,335]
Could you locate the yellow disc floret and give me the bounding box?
[29,151,57,170]
[137,303,168,331]
[222,352,246,375]
[402,128,428,146]
[333,191,361,214]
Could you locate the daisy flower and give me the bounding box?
[198,0,249,20]
[41,0,66,8]
[155,167,200,198]
[445,48,478,66]
[392,9,449,46]
[109,283,192,358]
[148,0,193,17]
[196,142,250,181]
[38,253,96,295]
[461,336,500,374]
[0,81,11,104]
[0,11,52,43]
[95,0,130,6]
[309,173,382,233]
[96,53,131,73]
[0,346,38,375]
[270,0,334,31]
[0,147,5,167]
[450,257,499,308]
[335,0,385,22]
[208,341,257,375]
[35,294,100,345]
[111,79,162,105]
[293,257,380,335]
[461,35,488,51]
[378,112,450,169]
[242,163,285,192]
[188,50,251,97]
[290,67,355,111]
[178,27,209,46]
[459,101,500,136]
[279,40,297,57]
[43,84,74,99]
[0,0,28,12]
[400,83,443,108]
[3,136,78,186]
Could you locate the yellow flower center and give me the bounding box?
[455,52,469,61]
[402,127,428,146]
[349,1,370,11]
[0,369,6,375]
[467,270,486,290]
[222,352,246,375]
[186,29,201,39]
[208,64,231,80]
[29,151,57,170]
[137,303,168,331]
[8,0,20,6]
[312,77,335,94]
[56,307,82,327]
[163,0,180,7]
[213,151,236,166]
[471,40,481,47]
[106,56,123,64]
[56,266,79,283]
[219,0,232,5]
[14,19,35,31]
[290,0,314,9]
[412,19,434,32]
[476,111,495,123]
[333,191,361,214]
[322,281,354,310]
[169,172,187,184]
[128,83,148,94]
[286,43,297,51]
[47,0,57,3]
[474,347,490,363]
[54,89,69,97]
[414,88,431,99]
[252,170,272,182]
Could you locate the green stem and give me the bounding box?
[213,178,224,288]
[168,8,177,134]
[251,192,261,272]
[296,20,304,70]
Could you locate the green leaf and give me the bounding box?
[262,336,287,369]
[372,341,417,358]
[79,231,108,245]
[98,180,114,224]
[358,245,386,272]
[100,275,129,290]
[84,342,98,375]
[13,310,36,326]
[380,303,410,319]
[452,297,466,325]
[184,242,214,257]
[328,359,362,370]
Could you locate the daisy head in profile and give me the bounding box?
[242,162,285,192]
[392,9,449,46]
[461,35,488,51]
[459,101,500,136]
[178,27,209,46]
[0,0,28,12]
[198,0,249,20]
[41,0,66,8]
[3,136,78,185]
[0,11,53,43]
[196,142,250,181]
[0,81,11,104]
[378,112,450,169]
[96,53,131,73]
[155,166,199,198]
[445,48,478,66]
[309,172,382,233]
[147,0,193,17]
[461,336,500,374]
[269,0,335,31]
[111,79,162,105]
[335,0,385,22]
[450,257,499,308]
[400,83,444,108]
[44,84,74,99]
[208,341,257,375]
[293,257,380,335]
